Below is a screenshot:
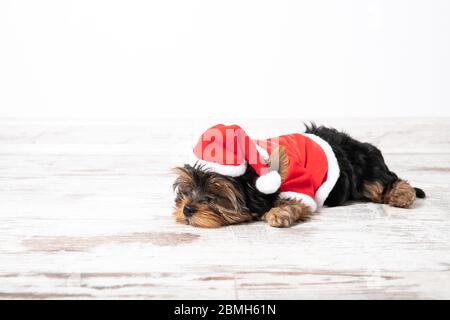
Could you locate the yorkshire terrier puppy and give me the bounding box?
[172,123,425,228]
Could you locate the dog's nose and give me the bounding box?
[183,205,197,217]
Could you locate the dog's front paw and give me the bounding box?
[263,207,293,228]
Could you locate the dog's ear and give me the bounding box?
[266,146,289,181]
[171,165,194,191]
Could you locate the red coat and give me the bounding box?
[255,133,340,211]
[192,124,340,212]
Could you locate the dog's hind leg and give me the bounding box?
[357,142,423,208]
[363,179,423,208]
[384,180,418,208]
[262,198,312,228]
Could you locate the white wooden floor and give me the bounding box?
[0,117,449,299]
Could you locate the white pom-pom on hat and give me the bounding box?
[255,171,282,194]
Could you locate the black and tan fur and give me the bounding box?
[172,123,425,228]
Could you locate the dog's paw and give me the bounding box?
[386,180,416,208]
[263,207,293,228]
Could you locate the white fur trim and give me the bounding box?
[256,171,282,194]
[190,154,247,177]
[279,192,318,212]
[301,133,340,208]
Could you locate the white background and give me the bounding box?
[0,0,449,119]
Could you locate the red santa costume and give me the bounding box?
[191,124,340,212]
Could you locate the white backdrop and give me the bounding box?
[1,0,449,119]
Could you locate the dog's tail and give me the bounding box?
[414,187,426,199]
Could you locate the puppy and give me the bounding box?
[172,123,425,228]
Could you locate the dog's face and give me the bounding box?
[172,165,252,228]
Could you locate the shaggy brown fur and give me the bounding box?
[172,166,253,228]
[262,198,312,227]
[385,180,417,208]
[172,147,293,228]
[362,181,385,203]
[362,180,416,208]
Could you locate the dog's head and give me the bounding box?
[172,164,253,228]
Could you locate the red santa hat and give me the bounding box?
[191,124,282,194]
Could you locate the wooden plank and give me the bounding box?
[0,118,449,299]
